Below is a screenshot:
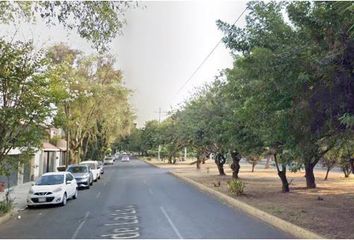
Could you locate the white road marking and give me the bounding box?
[72,211,90,239]
[160,206,183,239]
[96,192,101,198]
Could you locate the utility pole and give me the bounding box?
[64,102,70,168]
[154,107,168,161]
[184,147,187,160]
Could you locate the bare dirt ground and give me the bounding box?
[146,158,354,239]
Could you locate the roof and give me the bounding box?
[80,160,98,164]
[42,172,67,176]
[43,142,60,152]
[56,139,67,151]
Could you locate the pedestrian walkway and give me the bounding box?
[0,182,32,211]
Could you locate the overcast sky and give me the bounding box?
[1,1,248,127]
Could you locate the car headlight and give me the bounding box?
[28,188,34,194]
[53,187,63,193]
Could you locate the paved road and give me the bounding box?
[0,159,292,239]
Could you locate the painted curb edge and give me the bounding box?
[0,210,14,225]
[169,171,322,239]
[142,159,322,238]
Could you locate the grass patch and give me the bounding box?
[227,179,245,196]
[0,200,12,215]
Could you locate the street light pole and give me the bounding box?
[154,107,168,162]
[64,102,70,168]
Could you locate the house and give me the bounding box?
[0,127,67,189]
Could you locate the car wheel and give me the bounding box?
[73,190,78,199]
[94,177,97,182]
[98,175,101,180]
[61,193,67,206]
[90,179,93,186]
[86,183,90,189]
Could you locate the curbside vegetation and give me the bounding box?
[169,171,322,239]
[0,209,14,225]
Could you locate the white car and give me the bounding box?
[80,160,101,182]
[104,156,114,165]
[121,155,130,162]
[27,172,78,207]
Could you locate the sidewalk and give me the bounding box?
[0,182,33,211]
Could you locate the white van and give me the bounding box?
[80,160,101,181]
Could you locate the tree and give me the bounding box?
[230,151,241,179]
[48,44,134,163]
[218,1,354,189]
[0,1,135,51]
[0,39,53,176]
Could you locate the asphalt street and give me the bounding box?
[0,159,292,239]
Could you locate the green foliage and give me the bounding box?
[47,44,134,163]
[217,1,354,187]
[0,200,12,214]
[0,39,52,173]
[228,179,245,196]
[0,2,135,51]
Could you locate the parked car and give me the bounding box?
[97,161,104,174]
[80,160,100,181]
[67,165,93,189]
[121,155,130,162]
[27,172,77,207]
[104,156,114,165]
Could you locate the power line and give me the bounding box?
[175,6,248,96]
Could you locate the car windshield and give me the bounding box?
[36,175,64,185]
[67,166,87,173]
[81,163,95,169]
[105,157,113,160]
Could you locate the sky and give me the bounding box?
[1,1,248,127]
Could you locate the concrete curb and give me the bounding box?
[143,159,322,238]
[0,210,14,225]
[143,159,160,168]
[169,171,322,239]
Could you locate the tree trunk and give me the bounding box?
[350,158,354,174]
[265,156,271,169]
[343,166,350,178]
[305,164,316,188]
[216,163,225,175]
[215,153,226,176]
[168,155,172,164]
[324,167,331,180]
[230,151,241,179]
[274,154,289,193]
[251,162,256,172]
[278,168,289,192]
[196,157,201,169]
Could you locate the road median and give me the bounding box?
[143,159,322,239]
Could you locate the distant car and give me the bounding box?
[67,165,93,189]
[121,155,130,162]
[27,172,77,207]
[97,161,104,174]
[104,156,114,165]
[80,161,101,181]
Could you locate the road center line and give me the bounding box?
[96,192,101,198]
[160,206,183,239]
[72,211,90,239]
